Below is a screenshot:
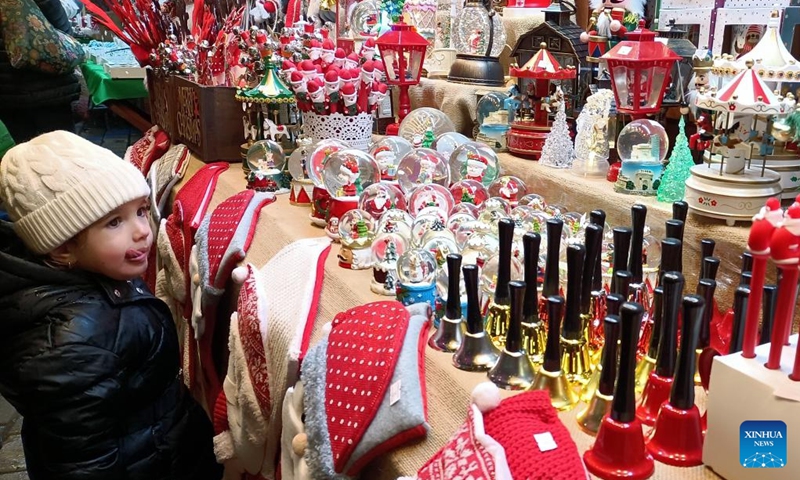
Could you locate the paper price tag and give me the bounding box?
[534,432,558,452]
[618,46,632,56]
[390,380,402,406]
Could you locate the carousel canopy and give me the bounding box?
[711,9,800,82]
[235,59,295,104]
[510,43,577,79]
[696,61,791,115]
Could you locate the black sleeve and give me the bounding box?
[34,0,73,35]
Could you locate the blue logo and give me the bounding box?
[740,421,787,468]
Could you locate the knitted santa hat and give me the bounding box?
[125,125,171,176]
[407,384,588,480]
[301,302,431,479]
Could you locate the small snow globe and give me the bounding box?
[396,248,439,308]
[452,0,505,57]
[338,209,377,270]
[305,139,350,187]
[371,232,408,296]
[411,213,448,247]
[369,136,413,181]
[487,176,527,206]
[449,142,499,187]
[561,212,584,239]
[614,119,669,196]
[449,202,480,218]
[545,203,568,219]
[422,234,460,267]
[398,107,456,145]
[322,149,380,199]
[519,193,547,212]
[433,131,471,160]
[396,148,451,193]
[358,182,406,220]
[245,140,289,194]
[408,183,455,218]
[476,92,512,151]
[447,212,476,236]
[480,254,523,298]
[480,196,511,215]
[377,209,414,238]
[450,179,489,206]
[350,0,382,38]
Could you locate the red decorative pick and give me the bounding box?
[767,204,800,369]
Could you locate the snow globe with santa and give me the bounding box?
[449,141,499,187]
[395,248,439,309]
[337,209,377,270]
[396,148,451,193]
[371,232,408,296]
[305,139,350,226]
[321,149,380,239]
[433,131,471,160]
[408,183,455,219]
[357,182,406,220]
[368,136,413,181]
[245,140,289,194]
[450,179,489,207]
[376,208,414,240]
[488,175,527,207]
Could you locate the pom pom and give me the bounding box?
[580,31,589,43]
[471,382,501,413]
[610,19,622,32]
[767,197,782,211]
[292,433,308,457]
[231,266,249,284]
[321,321,333,334]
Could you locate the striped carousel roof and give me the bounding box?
[510,44,576,80]
[696,63,790,115]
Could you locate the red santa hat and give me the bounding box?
[307,79,321,93]
[290,70,304,84]
[322,38,336,52]
[749,197,783,254]
[282,59,297,72]
[310,39,322,49]
[341,82,356,96]
[466,151,489,170]
[263,0,277,13]
[747,25,763,37]
[342,158,359,174]
[299,60,316,74]
[335,48,347,60]
[770,204,800,264]
[325,69,340,84]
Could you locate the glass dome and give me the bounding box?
[358,182,407,220]
[487,176,527,206]
[447,211,476,236]
[422,234,460,267]
[397,248,438,284]
[411,213,448,247]
[246,140,285,174]
[339,209,377,247]
[452,1,506,57]
[615,119,669,196]
[396,148,451,193]
[350,0,382,37]
[369,137,413,181]
[408,183,455,218]
[398,107,456,144]
[450,179,489,206]
[518,193,547,212]
[433,131,471,160]
[306,139,350,187]
[287,138,315,180]
[449,142,499,187]
[449,202,479,218]
[321,149,380,198]
[372,232,408,265]
[376,209,413,239]
[477,92,512,135]
[480,254,523,298]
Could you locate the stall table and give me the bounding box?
[175,150,757,479]
[79,61,152,132]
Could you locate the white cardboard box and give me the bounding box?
[703,335,800,479]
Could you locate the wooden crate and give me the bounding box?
[146,70,176,139]
[173,76,244,163]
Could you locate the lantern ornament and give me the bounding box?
[376,20,429,136]
[447,0,506,87]
[601,20,681,119]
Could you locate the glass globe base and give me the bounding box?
[447,54,505,87]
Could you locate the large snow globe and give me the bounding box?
[476,92,513,151]
[447,0,506,86]
[614,119,669,196]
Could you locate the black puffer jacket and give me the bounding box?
[0,221,222,480]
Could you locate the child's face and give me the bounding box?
[70,197,153,281]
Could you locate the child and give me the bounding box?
[0,131,222,480]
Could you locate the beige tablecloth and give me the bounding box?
[175,152,744,479]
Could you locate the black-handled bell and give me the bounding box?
[660,238,683,285]
[522,232,541,323]
[740,272,752,287]
[494,218,514,305]
[446,254,463,320]
[563,244,586,340]
[760,285,778,345]
[488,281,536,390]
[613,269,633,298]
[629,204,647,285]
[656,272,685,378]
[702,256,720,281]
[741,252,753,277]
[665,221,684,273]
[672,200,689,225]
[598,316,621,397]
[612,227,632,275]
[646,287,664,360]
[429,254,466,352]
[606,293,625,317]
[612,302,646,423]
[700,239,715,267]
[728,286,751,354]
[670,295,705,410]
[577,314,620,434]
[544,295,565,372]
[543,218,564,298]
[506,281,526,352]
[463,265,483,335]
[696,278,717,349]
[582,223,604,315]
[589,210,607,292]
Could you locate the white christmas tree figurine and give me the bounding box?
[539,89,575,169]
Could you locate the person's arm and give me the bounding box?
[34,0,73,35]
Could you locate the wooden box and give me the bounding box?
[172,76,244,163]
[146,70,176,139]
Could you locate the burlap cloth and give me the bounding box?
[175,153,739,479]
[409,16,542,137]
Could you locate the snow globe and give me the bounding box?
[422,231,460,267]
[396,248,439,308]
[480,253,524,298]
[369,136,413,181]
[306,139,350,226]
[245,140,289,194]
[371,232,408,296]
[338,209,377,270]
[377,208,414,239]
[287,137,315,204]
[450,179,489,206]
[487,175,527,207]
[433,131,471,160]
[358,182,406,220]
[518,193,547,212]
[475,92,513,151]
[460,230,500,267]
[408,183,455,218]
[396,148,451,193]
[480,196,511,215]
[448,0,506,86]
[411,213,448,247]
[398,107,456,146]
[447,211,476,236]
[449,142,499,187]
[614,119,669,196]
[321,149,380,239]
[449,202,479,218]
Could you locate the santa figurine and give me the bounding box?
[341,83,359,116]
[373,145,397,180]
[299,59,317,81]
[499,177,519,202]
[307,79,327,114]
[338,158,360,197]
[345,52,361,70]
[339,69,355,90]
[373,61,386,82]
[358,60,375,113]
[321,38,336,67]
[735,25,763,59]
[465,151,489,182]
[368,81,387,114]
[324,69,341,114]
[290,70,311,111]
[467,29,482,55]
[360,37,377,62]
[309,39,323,61]
[334,48,347,68]
[417,157,437,184]
[749,197,784,255]
[281,59,297,83]
[365,188,393,217]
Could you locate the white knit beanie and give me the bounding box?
[0,130,151,254]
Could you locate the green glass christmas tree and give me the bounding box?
[421,128,436,148]
[657,116,694,203]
